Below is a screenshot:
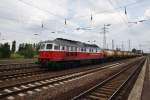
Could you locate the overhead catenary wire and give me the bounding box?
[2,0,144,27]
[69,0,145,21]
[107,0,142,39]
[18,0,78,30]
[0,0,148,33]
[107,0,129,25]
[18,0,65,20]
[19,0,145,22]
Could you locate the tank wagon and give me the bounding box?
[38,38,142,68]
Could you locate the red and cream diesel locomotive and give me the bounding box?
[38,38,142,68]
[38,38,104,67]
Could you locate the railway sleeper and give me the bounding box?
[93,90,113,96]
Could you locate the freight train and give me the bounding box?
[38,38,142,68]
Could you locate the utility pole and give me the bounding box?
[102,24,111,49]
[103,25,106,49]
[128,40,131,51]
[112,40,114,50]
[121,41,124,51]
[107,44,109,49]
[116,45,118,50]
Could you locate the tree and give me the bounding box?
[23,44,35,58]
[18,43,25,55]
[17,43,35,58]
[33,43,40,55]
[11,40,16,53]
[0,44,2,58]
[0,43,11,58]
[132,48,136,53]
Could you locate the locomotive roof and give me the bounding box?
[56,38,79,44]
[55,38,99,48]
[39,38,99,48]
[83,43,99,48]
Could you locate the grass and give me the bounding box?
[0,53,38,60]
[0,53,37,64]
[10,53,24,59]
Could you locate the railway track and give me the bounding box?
[0,69,47,81]
[0,58,136,85]
[0,58,133,82]
[0,57,142,100]
[0,63,39,72]
[0,63,43,81]
[72,58,145,100]
[0,59,37,65]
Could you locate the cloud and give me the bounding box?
[0,0,150,52]
[144,7,150,18]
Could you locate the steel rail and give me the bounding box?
[0,60,129,99]
[72,58,145,100]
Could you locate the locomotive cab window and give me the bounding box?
[46,44,53,49]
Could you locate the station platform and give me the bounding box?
[128,57,150,100]
[141,57,150,100]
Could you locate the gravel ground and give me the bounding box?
[16,59,132,100]
[0,59,128,89]
[1,58,139,100]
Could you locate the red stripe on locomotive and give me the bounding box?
[39,51,104,60]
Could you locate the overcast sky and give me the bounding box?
[0,0,150,52]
